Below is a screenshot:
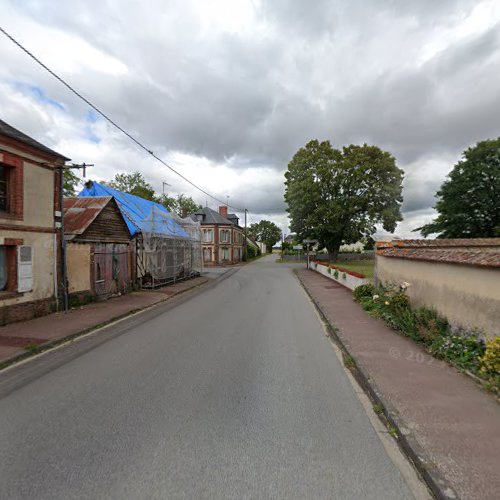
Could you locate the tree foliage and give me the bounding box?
[417,138,500,238]
[103,171,202,217]
[104,171,157,201]
[63,169,81,197]
[157,193,202,216]
[284,140,403,259]
[248,220,281,252]
[176,194,202,215]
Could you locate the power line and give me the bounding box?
[0,25,247,212]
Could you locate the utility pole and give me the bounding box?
[59,162,93,313]
[162,181,171,196]
[244,209,248,261]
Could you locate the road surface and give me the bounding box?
[0,255,426,499]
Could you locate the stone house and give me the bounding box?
[191,206,245,265]
[64,196,133,301]
[0,119,68,325]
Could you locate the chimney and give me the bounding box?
[219,206,228,218]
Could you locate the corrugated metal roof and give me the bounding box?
[64,196,113,235]
[0,119,70,160]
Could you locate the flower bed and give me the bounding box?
[352,283,500,395]
[311,261,369,290]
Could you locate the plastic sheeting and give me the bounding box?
[79,181,201,288]
[138,207,202,288]
[79,181,187,237]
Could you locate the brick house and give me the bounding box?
[0,119,68,325]
[191,206,245,265]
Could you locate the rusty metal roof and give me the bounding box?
[64,196,113,235]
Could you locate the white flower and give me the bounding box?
[373,295,379,301]
[385,301,390,305]
[400,281,411,290]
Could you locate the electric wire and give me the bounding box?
[0,25,248,212]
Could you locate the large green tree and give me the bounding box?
[104,171,157,201]
[417,138,500,238]
[284,140,403,260]
[249,220,282,252]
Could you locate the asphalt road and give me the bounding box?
[0,255,425,499]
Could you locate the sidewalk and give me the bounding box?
[0,276,210,366]
[296,268,500,500]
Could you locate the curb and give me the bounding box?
[0,270,236,372]
[294,269,459,500]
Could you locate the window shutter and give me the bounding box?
[17,245,33,292]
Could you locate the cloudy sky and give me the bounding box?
[1,0,499,236]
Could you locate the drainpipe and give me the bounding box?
[53,232,58,312]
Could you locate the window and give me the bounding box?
[0,246,7,290]
[17,245,33,292]
[203,247,212,262]
[0,165,7,212]
[220,229,231,243]
[0,244,25,293]
[203,229,213,243]
[220,247,230,261]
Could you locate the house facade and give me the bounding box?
[0,119,68,325]
[192,206,245,265]
[64,196,133,301]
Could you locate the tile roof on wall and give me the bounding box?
[377,246,500,268]
[376,238,500,249]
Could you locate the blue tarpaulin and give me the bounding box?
[78,181,189,237]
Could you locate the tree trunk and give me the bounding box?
[328,247,339,262]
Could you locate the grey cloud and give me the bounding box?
[2,0,500,228]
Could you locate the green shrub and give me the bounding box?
[430,334,485,372]
[334,269,339,279]
[386,307,419,340]
[353,283,376,302]
[246,244,257,260]
[387,292,410,311]
[414,307,449,345]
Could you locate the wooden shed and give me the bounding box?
[64,196,133,300]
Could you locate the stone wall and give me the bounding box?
[376,239,500,339]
